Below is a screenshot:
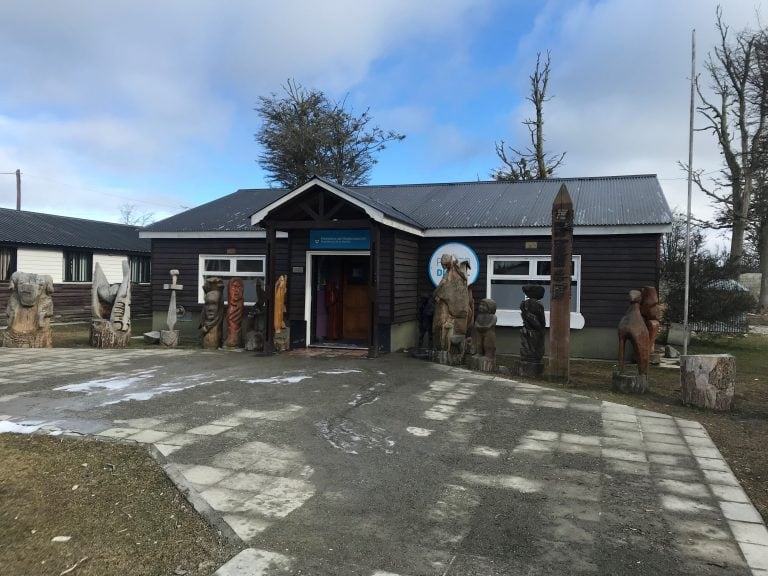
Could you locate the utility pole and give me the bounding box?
[16,169,21,210]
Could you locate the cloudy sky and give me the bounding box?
[0,0,759,241]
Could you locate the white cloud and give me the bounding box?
[507,0,758,225]
[0,0,490,216]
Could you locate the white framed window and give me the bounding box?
[198,255,266,305]
[0,247,16,281]
[129,255,151,284]
[63,251,93,282]
[487,255,585,328]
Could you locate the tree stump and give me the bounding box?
[90,319,130,349]
[680,354,735,411]
[612,369,649,394]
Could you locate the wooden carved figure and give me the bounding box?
[473,298,497,361]
[520,284,546,364]
[90,261,132,348]
[273,274,289,352]
[640,286,661,353]
[200,277,225,349]
[432,254,471,360]
[224,277,245,348]
[274,274,287,333]
[618,289,650,374]
[417,293,435,349]
[2,271,54,348]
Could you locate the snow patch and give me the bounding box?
[241,375,312,384]
[318,369,362,375]
[406,426,434,437]
[54,370,158,393]
[0,420,44,434]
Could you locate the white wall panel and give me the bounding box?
[16,249,63,283]
[93,254,127,283]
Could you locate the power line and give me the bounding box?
[22,172,188,211]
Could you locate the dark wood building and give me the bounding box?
[141,175,672,359]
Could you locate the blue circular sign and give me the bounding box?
[428,242,480,286]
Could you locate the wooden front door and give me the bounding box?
[342,257,369,341]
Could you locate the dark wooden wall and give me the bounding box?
[378,228,394,323]
[392,231,419,323]
[415,234,660,329]
[147,231,659,331]
[287,230,309,322]
[150,238,288,314]
[0,281,152,326]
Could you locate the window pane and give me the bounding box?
[0,247,16,281]
[236,259,263,273]
[492,260,529,276]
[130,256,151,283]
[536,261,551,276]
[64,252,92,282]
[205,259,230,272]
[490,279,529,309]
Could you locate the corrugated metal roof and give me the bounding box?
[0,207,150,253]
[146,174,671,233]
[144,187,288,233]
[345,175,671,229]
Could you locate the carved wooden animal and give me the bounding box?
[618,289,650,374]
[640,286,661,354]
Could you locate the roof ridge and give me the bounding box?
[348,174,659,189]
[0,206,141,229]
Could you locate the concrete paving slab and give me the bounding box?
[0,348,764,575]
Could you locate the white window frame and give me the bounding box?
[198,254,266,305]
[486,255,585,329]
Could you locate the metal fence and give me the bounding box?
[690,313,749,335]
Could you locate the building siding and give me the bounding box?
[417,234,660,329]
[392,231,419,323]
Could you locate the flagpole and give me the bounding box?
[683,29,695,356]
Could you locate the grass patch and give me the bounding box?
[0,435,241,576]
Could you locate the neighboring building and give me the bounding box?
[0,207,152,324]
[141,175,672,359]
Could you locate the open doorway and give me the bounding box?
[307,253,369,347]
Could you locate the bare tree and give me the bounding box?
[694,8,767,268]
[492,51,565,181]
[119,203,154,226]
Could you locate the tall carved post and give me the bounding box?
[224,278,245,348]
[273,274,288,352]
[263,223,276,355]
[2,272,54,348]
[549,184,573,383]
[90,261,132,349]
[200,277,224,349]
[161,269,183,347]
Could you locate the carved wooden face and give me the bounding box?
[229,279,244,301]
[12,273,49,308]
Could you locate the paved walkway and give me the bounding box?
[1,348,767,575]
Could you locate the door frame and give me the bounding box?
[304,250,371,346]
